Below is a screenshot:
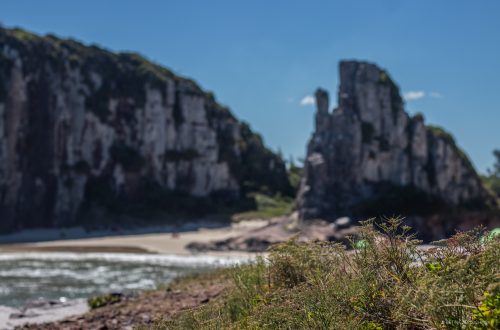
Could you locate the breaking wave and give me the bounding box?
[0,252,251,307]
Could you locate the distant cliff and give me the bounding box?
[297,61,497,237]
[0,27,292,232]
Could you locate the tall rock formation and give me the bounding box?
[298,61,496,235]
[0,27,291,232]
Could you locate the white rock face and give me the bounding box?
[0,27,290,231]
[298,61,495,222]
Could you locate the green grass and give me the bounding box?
[160,218,500,329]
[87,293,122,309]
[231,193,294,222]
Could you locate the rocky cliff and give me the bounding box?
[298,61,497,235]
[0,27,291,232]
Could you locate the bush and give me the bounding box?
[163,218,500,329]
[87,293,122,309]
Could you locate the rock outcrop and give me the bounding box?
[0,27,291,232]
[298,61,496,234]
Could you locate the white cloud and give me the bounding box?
[300,95,315,106]
[403,90,443,101]
[403,91,426,101]
[429,92,443,98]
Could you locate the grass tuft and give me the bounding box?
[161,217,500,329]
[87,293,122,309]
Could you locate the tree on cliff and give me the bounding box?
[483,149,500,199]
[492,149,500,177]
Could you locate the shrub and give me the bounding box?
[163,218,500,329]
[472,287,500,329]
[87,293,122,309]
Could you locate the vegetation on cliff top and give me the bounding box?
[427,124,476,172]
[0,26,214,122]
[1,26,294,222]
[0,27,198,87]
[160,218,500,329]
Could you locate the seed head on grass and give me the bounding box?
[164,217,500,329]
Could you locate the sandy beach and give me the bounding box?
[0,220,269,257]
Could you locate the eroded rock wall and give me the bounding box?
[298,61,495,225]
[0,28,291,231]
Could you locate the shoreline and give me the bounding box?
[0,299,89,330]
[0,219,270,257]
[0,221,267,329]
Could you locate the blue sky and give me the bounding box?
[1,0,499,173]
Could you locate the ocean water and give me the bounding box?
[0,252,248,307]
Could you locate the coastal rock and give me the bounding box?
[186,217,338,253]
[0,27,291,232]
[297,61,497,239]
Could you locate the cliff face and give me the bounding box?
[0,27,291,232]
[298,61,496,226]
